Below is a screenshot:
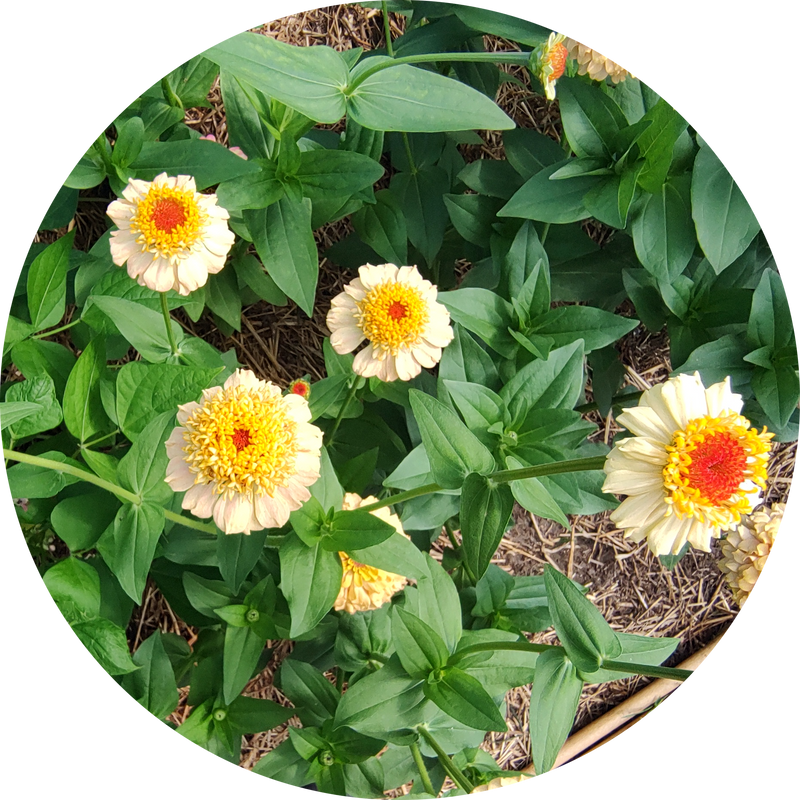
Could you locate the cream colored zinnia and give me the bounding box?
[335,493,409,614]
[602,373,773,556]
[326,263,454,382]
[564,38,633,83]
[107,172,235,296]
[472,774,531,793]
[719,502,784,606]
[165,369,323,534]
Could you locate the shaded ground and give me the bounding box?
[22,1,795,786]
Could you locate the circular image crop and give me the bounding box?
[3,2,797,797]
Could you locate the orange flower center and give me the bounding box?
[151,197,187,232]
[388,301,407,320]
[232,428,252,452]
[289,379,310,398]
[357,280,429,354]
[547,43,568,80]
[685,432,747,504]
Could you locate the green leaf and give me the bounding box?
[206,32,349,123]
[334,656,428,742]
[691,141,760,273]
[72,616,139,676]
[6,451,82,499]
[346,531,429,582]
[672,333,752,388]
[635,100,688,193]
[182,572,235,618]
[51,489,120,552]
[442,380,505,442]
[112,116,145,168]
[347,63,514,133]
[280,532,343,637]
[390,169,449,265]
[631,175,695,282]
[423,666,507,731]
[279,659,340,726]
[3,316,34,359]
[409,389,495,489]
[245,195,318,317]
[128,139,257,189]
[122,631,179,719]
[0,400,42,431]
[309,445,345,513]
[460,472,514,581]
[324,509,397,552]
[219,71,271,160]
[528,650,582,774]
[216,159,283,212]
[223,621,271,705]
[233,252,288,306]
[392,607,450,679]
[96,502,166,603]
[748,269,794,353]
[205,266,243,331]
[164,55,219,108]
[43,556,102,622]
[62,336,109,443]
[458,159,523,200]
[438,288,516,355]
[117,410,175,499]
[544,565,621,673]
[217,527,270,594]
[503,128,565,180]
[227,695,295,734]
[557,77,627,158]
[40,185,78,230]
[506,456,569,528]
[115,362,220,441]
[352,189,407,266]
[529,305,639,353]
[296,148,384,200]
[253,740,312,787]
[443,193,504,248]
[86,296,182,363]
[499,161,600,223]
[580,632,680,683]
[5,375,62,439]
[455,629,538,696]
[500,341,585,428]
[27,230,74,332]
[448,5,549,46]
[752,365,800,430]
[10,339,75,398]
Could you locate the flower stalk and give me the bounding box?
[417,726,475,794]
[161,292,181,357]
[409,741,436,796]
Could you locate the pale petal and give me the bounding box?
[330,323,365,354]
[165,457,195,492]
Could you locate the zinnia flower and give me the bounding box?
[535,32,568,100]
[164,369,323,534]
[326,263,454,382]
[287,378,311,399]
[564,38,633,83]
[718,502,783,606]
[602,373,773,556]
[107,172,235,296]
[335,493,409,614]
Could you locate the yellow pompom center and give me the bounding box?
[357,281,429,354]
[131,184,206,257]
[181,385,300,499]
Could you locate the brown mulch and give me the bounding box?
[22,0,795,788]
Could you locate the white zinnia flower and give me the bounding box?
[335,493,409,614]
[602,373,773,556]
[563,38,634,83]
[326,263,454,382]
[107,172,235,296]
[164,369,323,534]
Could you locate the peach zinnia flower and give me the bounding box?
[719,502,783,606]
[537,32,568,100]
[165,369,322,534]
[602,374,773,556]
[335,493,409,614]
[563,38,633,84]
[107,173,234,296]
[326,263,453,382]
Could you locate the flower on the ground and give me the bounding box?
[287,378,311,399]
[165,369,322,534]
[326,263,454,382]
[199,133,248,160]
[335,492,409,614]
[535,32,568,100]
[563,38,633,83]
[472,774,531,793]
[107,172,235,296]
[719,502,783,606]
[602,373,773,556]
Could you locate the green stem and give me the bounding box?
[336,667,345,694]
[164,509,218,534]
[381,0,394,57]
[575,390,643,415]
[417,727,475,794]
[490,455,606,484]
[161,292,180,357]
[600,660,692,682]
[265,535,286,548]
[348,50,532,92]
[409,741,436,796]
[402,132,417,173]
[81,429,121,450]
[367,651,390,665]
[327,378,360,443]
[358,483,441,513]
[4,448,140,504]
[31,318,82,340]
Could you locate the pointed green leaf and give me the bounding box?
[27,231,74,331]
[460,472,514,581]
